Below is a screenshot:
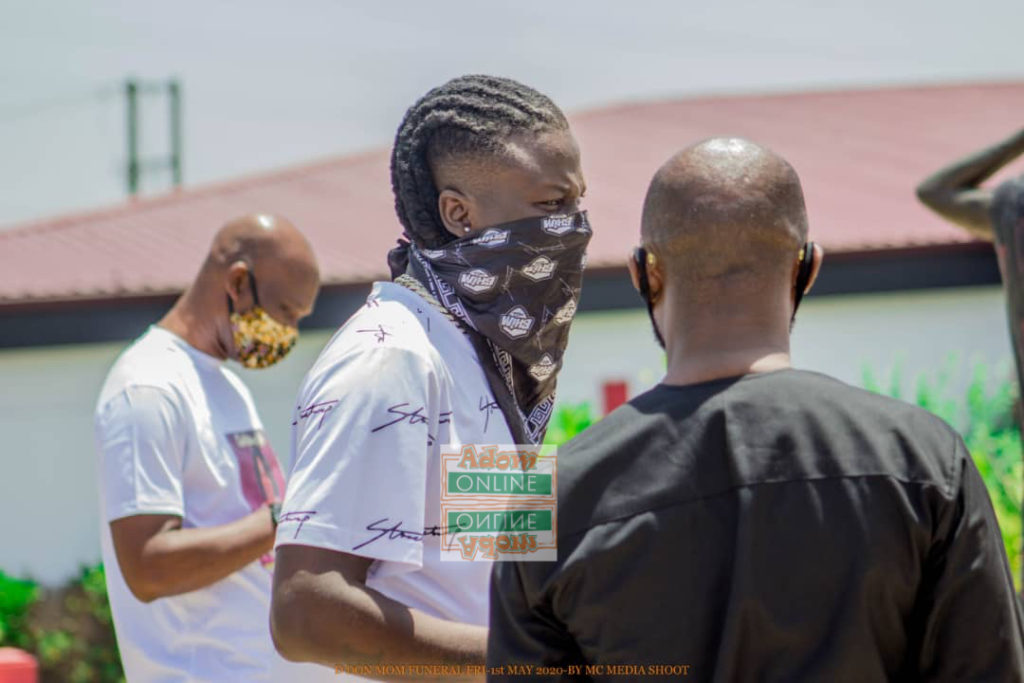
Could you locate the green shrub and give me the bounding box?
[0,564,123,683]
[866,359,1022,590]
[0,570,39,649]
[544,401,597,447]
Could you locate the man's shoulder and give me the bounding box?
[716,369,963,477]
[552,369,963,537]
[98,328,197,405]
[775,369,959,440]
[332,283,444,354]
[315,282,475,375]
[300,285,455,398]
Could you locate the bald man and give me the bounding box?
[488,139,1024,680]
[94,214,319,681]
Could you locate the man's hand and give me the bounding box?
[109,505,275,603]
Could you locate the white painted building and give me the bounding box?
[0,284,1011,584]
[1,85,1017,583]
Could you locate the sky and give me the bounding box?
[0,0,1022,227]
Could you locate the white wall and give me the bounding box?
[0,286,1011,584]
[557,286,1013,412]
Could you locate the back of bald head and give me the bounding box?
[641,137,808,292]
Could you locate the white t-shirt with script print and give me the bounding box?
[274,281,512,674]
[94,325,289,682]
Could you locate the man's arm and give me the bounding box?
[97,385,277,602]
[916,128,1024,239]
[487,559,582,679]
[270,544,486,677]
[909,438,1024,678]
[109,507,274,603]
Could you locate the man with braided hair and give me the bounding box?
[271,75,589,678]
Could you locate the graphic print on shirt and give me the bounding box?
[227,429,286,568]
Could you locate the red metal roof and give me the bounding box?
[2,82,1022,305]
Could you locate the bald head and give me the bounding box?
[161,214,319,363]
[208,214,314,272]
[203,213,319,329]
[641,138,808,289]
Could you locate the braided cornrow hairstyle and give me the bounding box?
[390,75,570,249]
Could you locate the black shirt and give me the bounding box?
[488,369,1024,682]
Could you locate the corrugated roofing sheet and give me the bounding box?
[2,82,1021,305]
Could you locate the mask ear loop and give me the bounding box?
[792,241,815,317]
[245,268,261,308]
[633,247,652,301]
[633,247,666,348]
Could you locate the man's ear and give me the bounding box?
[226,261,251,309]
[438,188,473,238]
[646,258,664,303]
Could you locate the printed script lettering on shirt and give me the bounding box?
[278,510,318,539]
[372,403,429,430]
[478,396,500,433]
[371,403,453,447]
[352,517,466,551]
[356,324,392,344]
[292,400,339,431]
[413,306,432,333]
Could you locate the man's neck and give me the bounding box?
[158,289,229,361]
[659,297,793,386]
[662,346,791,386]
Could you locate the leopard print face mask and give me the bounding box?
[228,270,298,369]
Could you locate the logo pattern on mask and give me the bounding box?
[499,305,536,339]
[541,215,575,236]
[458,268,499,294]
[521,256,556,282]
[403,211,592,444]
[553,298,577,325]
[528,354,557,381]
[472,228,510,248]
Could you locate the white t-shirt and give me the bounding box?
[274,281,509,677]
[94,326,288,682]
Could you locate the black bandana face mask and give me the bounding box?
[404,211,592,444]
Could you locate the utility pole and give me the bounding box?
[168,80,182,187]
[125,80,139,195]
[124,77,183,197]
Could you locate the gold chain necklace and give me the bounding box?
[394,274,467,331]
